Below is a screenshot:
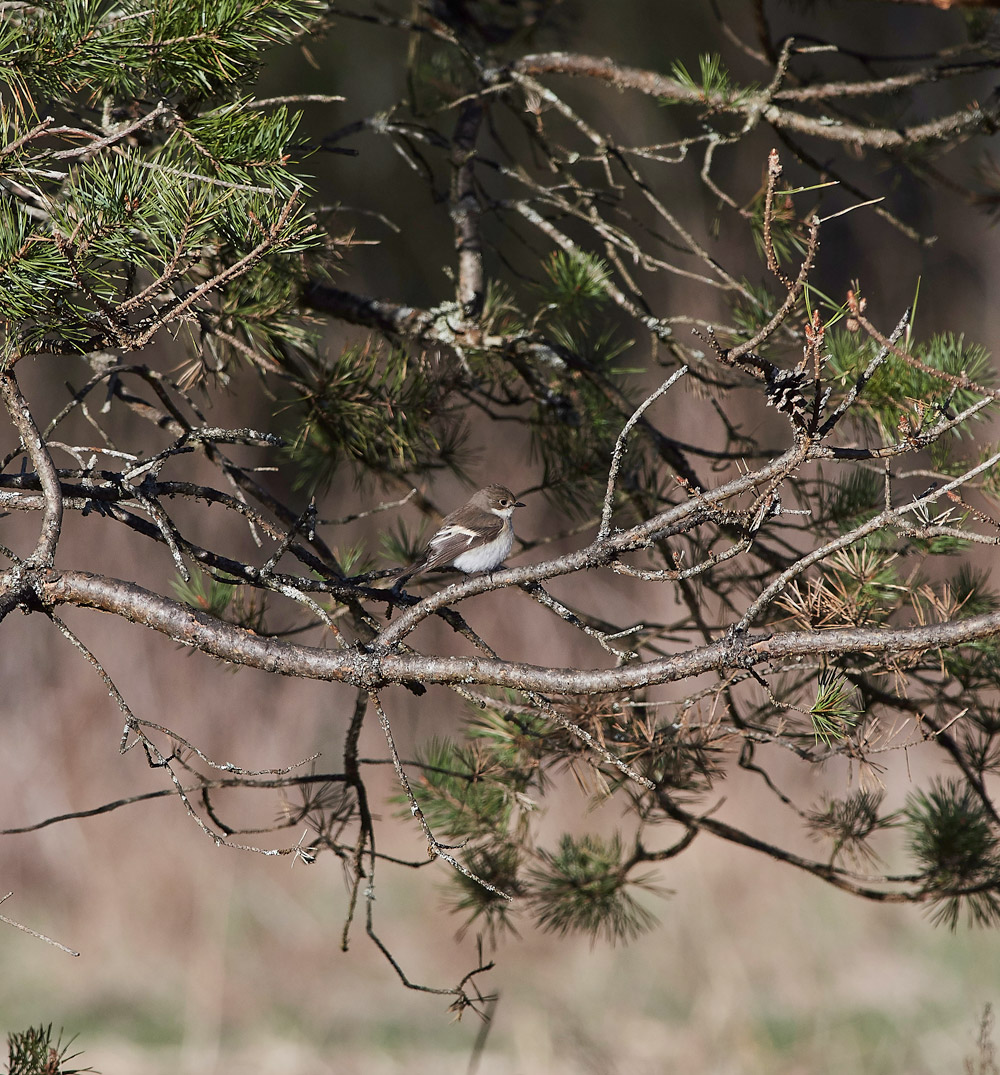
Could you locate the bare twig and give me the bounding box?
[0,893,79,956]
[599,367,688,541]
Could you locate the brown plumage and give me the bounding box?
[395,484,525,586]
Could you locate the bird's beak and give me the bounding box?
[514,500,525,508]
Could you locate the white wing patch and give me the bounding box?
[430,524,479,549]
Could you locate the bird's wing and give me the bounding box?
[419,518,503,571]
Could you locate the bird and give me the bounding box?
[393,484,525,587]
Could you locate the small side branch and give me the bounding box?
[0,893,79,957]
[1,370,63,566]
[598,366,689,542]
[369,691,514,901]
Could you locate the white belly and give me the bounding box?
[451,527,514,573]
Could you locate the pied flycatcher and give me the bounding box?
[394,484,525,587]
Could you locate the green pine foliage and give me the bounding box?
[527,363,626,518]
[906,779,1000,928]
[173,567,237,619]
[5,1025,90,1075]
[944,640,1000,693]
[730,279,781,338]
[1,0,320,102]
[807,790,897,867]
[747,186,807,267]
[286,343,470,491]
[636,721,722,798]
[0,0,321,365]
[537,250,611,325]
[407,734,536,844]
[827,329,995,436]
[526,270,636,515]
[446,842,524,944]
[821,545,902,626]
[960,722,1000,781]
[809,671,860,744]
[953,565,1000,618]
[402,709,672,945]
[403,725,534,942]
[0,201,77,333]
[667,53,757,107]
[527,834,659,945]
[823,467,882,532]
[172,568,267,633]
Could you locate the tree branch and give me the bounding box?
[16,567,1000,696]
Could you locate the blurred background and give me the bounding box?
[4,2,1000,1072]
